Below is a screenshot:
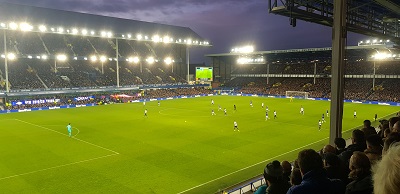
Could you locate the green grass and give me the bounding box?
[0,96,398,193]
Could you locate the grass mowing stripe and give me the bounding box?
[14,119,120,155]
[0,153,118,181]
[177,110,399,193]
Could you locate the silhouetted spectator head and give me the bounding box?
[363,120,372,128]
[352,129,366,145]
[393,121,400,133]
[373,143,400,194]
[349,151,371,180]
[389,117,400,131]
[383,132,400,155]
[263,160,284,184]
[323,153,341,168]
[384,128,391,139]
[290,168,302,186]
[297,149,323,175]
[323,144,336,154]
[334,137,346,150]
[281,160,292,174]
[366,134,383,150]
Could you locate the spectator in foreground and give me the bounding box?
[334,137,347,155]
[346,152,373,194]
[287,149,344,194]
[323,153,347,183]
[281,160,292,183]
[389,117,400,131]
[392,121,400,132]
[254,160,290,194]
[290,168,302,186]
[383,132,400,155]
[339,130,366,165]
[364,135,383,164]
[373,143,400,194]
[362,120,377,137]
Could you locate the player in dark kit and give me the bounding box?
[234,104,236,111]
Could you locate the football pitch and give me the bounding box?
[0,96,398,193]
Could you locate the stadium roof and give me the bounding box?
[0,2,209,45]
[205,45,399,62]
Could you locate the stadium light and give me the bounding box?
[39,25,47,32]
[101,31,107,37]
[146,57,155,64]
[0,23,5,28]
[127,34,132,38]
[50,28,55,32]
[164,57,173,65]
[20,22,33,31]
[28,55,33,59]
[372,53,392,60]
[7,53,16,60]
[231,45,254,53]
[56,54,67,61]
[163,36,170,43]
[0,54,4,58]
[90,55,98,62]
[144,36,149,40]
[128,56,140,64]
[135,34,141,40]
[81,29,88,35]
[90,31,95,35]
[100,56,107,62]
[72,28,79,34]
[107,32,112,38]
[152,35,160,42]
[58,27,64,33]
[186,39,192,45]
[9,22,18,30]
[41,55,48,60]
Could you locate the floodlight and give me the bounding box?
[50,28,55,32]
[72,28,78,34]
[387,40,390,42]
[90,55,98,62]
[0,23,5,28]
[163,36,170,43]
[164,57,173,65]
[41,55,48,60]
[144,36,148,40]
[380,40,383,42]
[90,31,95,35]
[360,41,363,43]
[178,39,182,42]
[39,25,47,32]
[101,31,107,37]
[373,39,377,43]
[146,57,155,64]
[186,39,192,44]
[84,57,88,60]
[127,34,132,38]
[100,56,107,62]
[9,22,18,30]
[132,57,139,63]
[81,29,88,35]
[56,54,67,61]
[0,54,4,58]
[20,23,33,31]
[27,55,32,59]
[108,58,112,61]
[58,27,64,33]
[107,32,112,38]
[73,57,78,60]
[7,53,16,60]
[122,35,125,38]
[136,34,142,40]
[152,35,160,42]
[366,40,370,43]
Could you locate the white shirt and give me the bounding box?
[319,121,322,126]
[234,121,237,126]
[274,111,277,115]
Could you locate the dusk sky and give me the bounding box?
[2,0,365,63]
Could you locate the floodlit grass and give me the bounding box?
[0,96,398,193]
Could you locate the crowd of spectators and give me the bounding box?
[253,116,400,194]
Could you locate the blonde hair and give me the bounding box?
[373,143,400,194]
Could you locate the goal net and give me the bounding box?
[285,91,309,99]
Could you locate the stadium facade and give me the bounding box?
[0,2,210,101]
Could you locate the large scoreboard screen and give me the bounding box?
[195,67,213,81]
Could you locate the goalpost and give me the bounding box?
[285,91,309,99]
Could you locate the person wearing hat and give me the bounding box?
[254,160,290,194]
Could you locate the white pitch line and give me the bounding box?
[0,153,118,181]
[73,127,80,137]
[14,119,119,155]
[178,111,399,193]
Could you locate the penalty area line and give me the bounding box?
[0,153,118,181]
[14,119,119,155]
[178,111,399,193]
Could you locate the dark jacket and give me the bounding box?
[266,180,291,194]
[345,173,373,194]
[339,143,367,164]
[286,169,345,194]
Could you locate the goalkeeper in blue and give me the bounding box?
[67,123,72,137]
